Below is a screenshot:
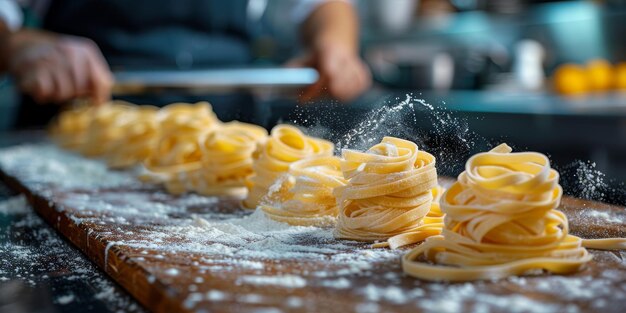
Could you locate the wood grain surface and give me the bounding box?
[1,152,625,313]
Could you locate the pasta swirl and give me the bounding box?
[243,125,334,209]
[261,156,346,226]
[402,144,626,282]
[192,121,268,196]
[49,104,95,150]
[143,102,221,194]
[157,102,220,134]
[78,101,139,157]
[334,137,443,249]
[106,105,160,168]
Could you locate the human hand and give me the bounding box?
[288,41,371,103]
[3,30,113,104]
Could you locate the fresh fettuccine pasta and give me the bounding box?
[261,156,346,226]
[402,143,626,282]
[333,137,444,249]
[78,101,139,157]
[51,101,280,197]
[379,184,445,249]
[49,103,95,150]
[243,125,334,209]
[143,102,221,194]
[157,102,221,134]
[191,121,268,196]
[106,105,160,168]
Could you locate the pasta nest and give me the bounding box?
[105,105,160,168]
[261,156,346,227]
[143,102,221,193]
[191,121,268,196]
[77,101,141,157]
[402,143,625,281]
[49,103,94,149]
[334,137,443,249]
[243,125,333,209]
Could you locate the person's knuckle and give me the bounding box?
[79,38,99,52]
[57,40,75,52]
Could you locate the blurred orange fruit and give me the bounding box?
[586,59,614,91]
[553,64,588,96]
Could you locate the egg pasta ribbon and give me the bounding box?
[243,125,334,209]
[333,137,444,249]
[143,102,221,194]
[402,143,626,282]
[77,101,140,157]
[261,156,346,226]
[49,103,95,150]
[105,105,160,168]
[192,121,268,196]
[50,101,139,155]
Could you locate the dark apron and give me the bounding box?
[43,0,254,69]
[18,0,269,127]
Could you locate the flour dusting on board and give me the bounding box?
[0,195,30,215]
[237,275,307,288]
[1,143,625,312]
[0,144,137,191]
[0,195,144,312]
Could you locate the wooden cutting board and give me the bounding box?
[1,144,625,313]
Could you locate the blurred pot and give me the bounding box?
[366,44,454,90]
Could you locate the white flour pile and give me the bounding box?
[1,144,626,313]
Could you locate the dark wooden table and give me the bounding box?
[0,134,625,313]
[0,131,143,313]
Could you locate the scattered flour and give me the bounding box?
[355,302,380,313]
[285,296,304,308]
[206,289,228,301]
[331,94,483,177]
[55,293,75,305]
[1,141,625,313]
[0,195,144,312]
[336,94,417,152]
[583,210,623,224]
[0,144,138,191]
[238,293,265,304]
[237,275,307,288]
[320,277,351,289]
[165,268,180,276]
[0,195,29,215]
[361,284,409,304]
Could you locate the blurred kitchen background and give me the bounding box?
[1,0,625,203]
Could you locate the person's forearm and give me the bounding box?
[301,1,360,53]
[0,28,48,73]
